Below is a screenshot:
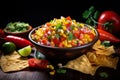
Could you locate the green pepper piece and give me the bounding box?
[68,32,73,40]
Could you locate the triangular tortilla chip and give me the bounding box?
[87,51,119,69]
[0,51,29,72]
[65,54,99,75]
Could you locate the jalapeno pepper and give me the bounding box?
[3,35,33,48]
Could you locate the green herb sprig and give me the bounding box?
[82,6,100,27]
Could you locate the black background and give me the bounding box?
[0,0,120,28]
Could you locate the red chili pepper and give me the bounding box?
[28,58,48,69]
[97,29,120,43]
[0,29,6,38]
[3,35,33,48]
[0,29,6,44]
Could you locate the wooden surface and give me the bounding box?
[0,69,50,80]
[0,46,120,80]
[0,66,120,80]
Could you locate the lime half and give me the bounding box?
[18,45,32,57]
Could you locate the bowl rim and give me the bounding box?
[4,26,32,34]
[28,24,99,51]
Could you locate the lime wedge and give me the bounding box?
[18,45,32,57]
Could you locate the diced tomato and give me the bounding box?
[66,16,72,21]
[79,33,84,40]
[71,40,77,47]
[88,33,95,40]
[53,37,60,46]
[66,23,71,28]
[60,36,66,41]
[46,22,51,27]
[45,27,50,33]
[42,39,48,45]
[59,42,64,48]
[73,30,80,38]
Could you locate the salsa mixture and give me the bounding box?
[31,16,96,48]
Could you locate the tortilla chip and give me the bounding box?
[65,40,119,76]
[0,51,29,72]
[95,46,115,56]
[87,51,119,69]
[92,40,103,50]
[92,40,115,56]
[65,55,99,76]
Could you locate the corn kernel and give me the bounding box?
[49,70,55,75]
[52,31,56,35]
[62,34,67,38]
[51,36,55,39]
[68,40,72,44]
[67,44,72,47]
[60,33,63,36]
[62,26,67,30]
[91,30,96,36]
[74,27,78,31]
[80,23,84,27]
[60,29,64,34]
[64,40,68,47]
[79,40,83,45]
[49,65,54,70]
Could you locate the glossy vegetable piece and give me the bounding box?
[4,35,33,48]
[0,29,6,44]
[2,42,16,54]
[0,29,6,38]
[28,58,48,69]
[97,29,120,43]
[97,11,120,34]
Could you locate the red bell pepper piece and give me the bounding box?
[97,29,120,43]
[28,58,48,69]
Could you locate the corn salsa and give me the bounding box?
[31,16,96,48]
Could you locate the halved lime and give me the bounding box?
[18,45,32,57]
[2,42,16,54]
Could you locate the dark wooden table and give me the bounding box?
[0,69,50,80]
[1,66,120,80]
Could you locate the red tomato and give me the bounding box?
[73,30,80,38]
[28,58,48,69]
[66,16,72,20]
[53,38,60,46]
[58,42,64,48]
[60,36,66,41]
[42,39,48,45]
[46,22,51,27]
[88,33,95,40]
[97,11,120,34]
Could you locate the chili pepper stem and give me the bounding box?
[90,16,104,27]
